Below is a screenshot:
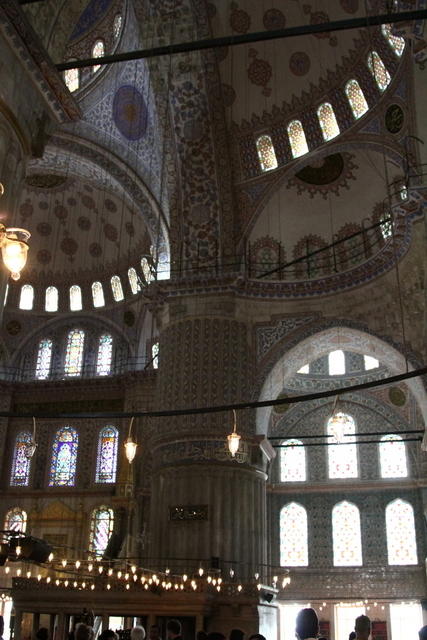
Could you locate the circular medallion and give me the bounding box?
[54,204,68,221]
[78,216,91,231]
[19,201,33,219]
[389,387,406,406]
[104,199,117,212]
[37,222,52,236]
[104,223,118,241]
[60,237,78,256]
[385,104,404,134]
[113,85,148,141]
[263,8,286,30]
[289,51,311,76]
[81,194,95,209]
[37,249,51,264]
[230,6,251,33]
[89,243,102,257]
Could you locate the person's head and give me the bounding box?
[131,627,146,640]
[295,608,319,640]
[36,629,49,640]
[206,634,225,640]
[355,615,371,640]
[229,630,244,640]
[149,627,160,640]
[75,624,94,640]
[349,633,356,640]
[99,631,118,640]
[248,635,266,640]
[419,626,427,640]
[166,621,181,640]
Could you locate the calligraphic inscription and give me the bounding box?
[169,505,208,522]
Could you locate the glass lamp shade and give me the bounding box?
[227,431,241,457]
[329,412,350,444]
[1,228,30,281]
[24,440,37,459]
[124,437,137,463]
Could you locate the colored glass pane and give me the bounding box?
[92,40,104,73]
[141,258,154,283]
[367,51,391,92]
[69,285,82,311]
[36,338,53,380]
[10,432,32,486]
[19,284,33,310]
[95,426,118,483]
[364,354,379,370]
[152,342,159,369]
[256,135,278,172]
[45,286,58,312]
[111,276,124,302]
[328,413,358,479]
[5,507,27,532]
[380,435,407,478]
[280,503,308,566]
[64,329,85,377]
[89,507,114,556]
[329,349,345,375]
[380,211,392,239]
[92,281,105,308]
[128,267,140,294]
[386,499,417,565]
[317,103,340,141]
[64,67,79,92]
[345,79,369,119]
[49,426,78,486]
[113,14,122,39]
[332,501,362,566]
[280,440,306,482]
[297,364,309,374]
[382,24,405,57]
[287,120,308,158]
[96,334,113,376]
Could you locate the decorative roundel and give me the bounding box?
[389,386,406,406]
[104,223,118,241]
[289,51,311,76]
[37,222,52,236]
[78,216,91,231]
[89,242,102,257]
[19,201,33,219]
[125,222,135,236]
[38,201,49,210]
[37,249,52,264]
[263,8,286,30]
[104,198,117,212]
[385,104,404,134]
[340,0,359,13]
[81,194,95,209]
[113,85,148,141]
[60,236,78,256]
[54,203,68,220]
[230,6,251,34]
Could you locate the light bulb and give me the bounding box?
[117,571,122,579]
[37,574,42,581]
[15,546,21,557]
[48,552,54,562]
[61,559,67,567]
[98,566,104,574]
[126,584,130,590]
[5,568,9,574]
[124,437,137,463]
[198,567,204,576]
[237,585,242,592]
[131,565,136,573]
[108,568,113,576]
[75,560,80,569]
[46,576,50,583]
[82,582,86,589]
[16,569,21,576]
[88,563,93,572]
[91,584,95,591]
[55,580,59,586]
[26,571,31,578]
[227,432,241,457]
[107,584,111,590]
[229,569,234,578]
[64,580,69,587]
[182,574,187,582]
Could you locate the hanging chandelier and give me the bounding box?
[124,416,137,463]
[0,225,30,281]
[227,409,241,457]
[24,417,38,459]
[329,410,351,444]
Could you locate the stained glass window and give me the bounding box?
[92,40,105,73]
[4,507,27,532]
[141,257,154,284]
[386,499,417,565]
[297,364,309,374]
[329,349,345,375]
[19,284,34,310]
[45,286,58,312]
[256,135,278,172]
[332,501,362,566]
[113,14,122,39]
[317,103,340,141]
[49,426,78,486]
[96,334,113,376]
[111,275,124,302]
[69,285,82,311]
[64,329,85,377]
[152,342,159,369]
[64,66,79,92]
[364,355,379,370]
[380,210,393,239]
[89,506,114,556]
[345,79,369,119]
[367,51,391,92]
[128,267,141,294]
[280,503,308,566]
[380,435,408,478]
[287,120,309,158]
[280,440,306,482]
[35,338,53,380]
[95,426,118,483]
[92,281,105,308]
[328,413,358,479]
[382,23,405,57]
[10,432,32,486]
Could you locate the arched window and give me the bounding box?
[345,79,369,119]
[64,65,79,92]
[128,267,140,295]
[113,14,123,39]
[280,503,308,566]
[367,51,391,92]
[328,349,345,375]
[4,507,27,532]
[327,413,358,478]
[64,329,85,377]
[92,40,105,73]
[317,103,340,141]
[152,342,159,369]
[380,435,408,478]
[256,135,278,172]
[382,23,405,57]
[69,285,82,311]
[297,364,309,374]
[35,338,53,380]
[96,334,113,376]
[141,257,154,284]
[287,120,309,158]
[111,275,124,302]
[364,355,379,370]
[280,440,306,482]
[332,501,362,566]
[10,432,32,486]
[45,286,58,312]
[95,426,118,483]
[49,426,78,486]
[19,284,33,310]
[386,499,417,565]
[380,210,393,239]
[92,281,105,308]
[89,506,114,556]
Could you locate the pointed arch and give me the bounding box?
[89,506,114,556]
[4,507,27,532]
[280,439,306,482]
[92,281,105,308]
[379,435,407,478]
[111,275,124,302]
[386,499,417,565]
[332,501,362,566]
[69,285,82,311]
[256,134,278,172]
[367,51,391,91]
[19,284,34,310]
[96,334,113,376]
[317,103,340,141]
[345,79,369,119]
[45,286,58,312]
[95,426,118,483]
[64,329,85,376]
[287,120,309,158]
[327,413,358,478]
[49,426,78,486]
[10,431,32,486]
[280,502,308,566]
[35,338,53,380]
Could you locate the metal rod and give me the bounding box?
[274,437,422,447]
[55,10,427,71]
[269,429,424,440]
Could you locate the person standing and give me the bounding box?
[354,615,371,640]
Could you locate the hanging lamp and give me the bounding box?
[124,416,137,463]
[227,409,241,457]
[329,397,351,444]
[24,417,38,459]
